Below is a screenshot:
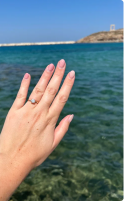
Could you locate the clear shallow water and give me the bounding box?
[0,43,123,201]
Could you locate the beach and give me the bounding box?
[0,41,75,47]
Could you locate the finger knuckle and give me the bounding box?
[66,79,73,86]
[59,94,68,103]
[17,92,25,100]
[47,87,57,96]
[7,112,15,121]
[31,111,41,124]
[46,116,51,125]
[46,115,56,127]
[55,71,61,77]
[34,87,44,96]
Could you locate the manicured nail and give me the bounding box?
[59,59,65,68]
[47,64,54,72]
[68,114,74,122]
[69,71,75,79]
[24,73,29,79]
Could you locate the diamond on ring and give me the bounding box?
[28,99,38,104]
[31,99,36,104]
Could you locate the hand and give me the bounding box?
[0,59,75,200]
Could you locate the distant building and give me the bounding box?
[110,24,115,31]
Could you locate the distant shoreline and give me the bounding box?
[0,41,75,47]
[0,39,123,47]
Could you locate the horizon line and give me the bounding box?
[0,41,75,47]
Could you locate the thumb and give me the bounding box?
[52,114,74,149]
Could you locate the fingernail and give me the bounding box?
[24,73,29,79]
[47,64,54,72]
[59,59,65,68]
[69,71,75,79]
[68,114,74,122]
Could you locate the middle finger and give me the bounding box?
[37,59,66,111]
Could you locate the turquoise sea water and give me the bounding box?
[0,43,123,201]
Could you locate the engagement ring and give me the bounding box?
[28,99,38,104]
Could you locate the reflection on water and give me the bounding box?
[0,43,123,201]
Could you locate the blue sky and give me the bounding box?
[0,0,123,43]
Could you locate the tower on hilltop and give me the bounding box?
[110,24,115,31]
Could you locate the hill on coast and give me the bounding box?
[76,28,123,43]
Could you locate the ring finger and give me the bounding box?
[26,63,55,108]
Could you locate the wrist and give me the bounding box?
[0,153,32,201]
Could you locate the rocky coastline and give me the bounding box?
[76,28,123,43]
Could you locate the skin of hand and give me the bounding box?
[0,59,75,201]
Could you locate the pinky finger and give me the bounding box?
[12,73,31,110]
[52,114,74,150]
